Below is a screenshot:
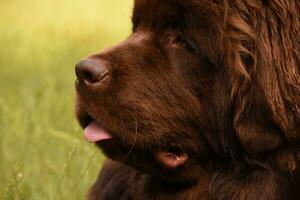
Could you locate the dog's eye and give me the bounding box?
[164,33,182,48]
[169,35,181,48]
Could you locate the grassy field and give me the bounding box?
[0,0,132,199]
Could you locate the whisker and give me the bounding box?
[123,118,138,159]
[120,111,126,145]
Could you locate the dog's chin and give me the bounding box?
[95,139,141,163]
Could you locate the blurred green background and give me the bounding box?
[0,0,132,199]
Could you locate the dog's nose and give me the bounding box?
[75,59,109,85]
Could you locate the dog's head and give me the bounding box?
[75,0,300,183]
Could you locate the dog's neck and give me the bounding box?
[88,159,211,200]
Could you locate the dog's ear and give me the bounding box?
[223,1,300,154]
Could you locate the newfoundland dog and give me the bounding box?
[75,0,300,199]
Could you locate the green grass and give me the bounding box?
[0,0,132,199]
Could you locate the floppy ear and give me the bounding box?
[224,1,300,153]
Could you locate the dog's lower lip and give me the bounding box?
[155,149,188,169]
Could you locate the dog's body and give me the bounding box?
[88,160,211,200]
[89,159,300,200]
[75,0,300,199]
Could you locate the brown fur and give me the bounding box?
[75,0,300,199]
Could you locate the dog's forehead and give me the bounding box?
[133,0,218,20]
[132,0,219,29]
[133,0,194,14]
[132,0,194,30]
[133,0,213,10]
[133,0,181,18]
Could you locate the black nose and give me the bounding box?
[75,59,109,85]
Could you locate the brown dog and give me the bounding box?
[75,0,300,199]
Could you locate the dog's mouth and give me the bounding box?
[77,110,188,168]
[76,112,114,143]
[155,147,188,169]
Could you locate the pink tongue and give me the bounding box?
[84,121,112,142]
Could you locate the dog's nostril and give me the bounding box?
[75,59,109,85]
